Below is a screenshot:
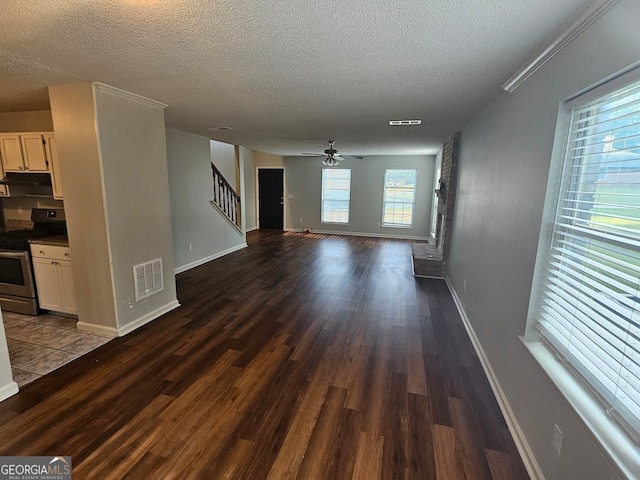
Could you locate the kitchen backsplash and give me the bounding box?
[0,196,64,224]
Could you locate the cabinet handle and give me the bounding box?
[40,250,45,255]
[64,253,69,257]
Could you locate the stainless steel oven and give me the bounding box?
[0,208,67,315]
[0,249,38,315]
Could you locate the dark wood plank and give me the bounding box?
[0,230,528,480]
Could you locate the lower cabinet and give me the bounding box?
[30,244,77,315]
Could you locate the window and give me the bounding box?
[321,168,351,224]
[529,73,640,442]
[382,169,417,227]
[431,161,441,238]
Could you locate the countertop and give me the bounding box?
[28,235,70,247]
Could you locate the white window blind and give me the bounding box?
[382,169,417,227]
[321,168,351,224]
[532,75,640,442]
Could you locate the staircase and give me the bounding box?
[210,163,242,233]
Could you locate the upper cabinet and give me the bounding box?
[0,133,50,172]
[0,132,63,199]
[43,133,63,199]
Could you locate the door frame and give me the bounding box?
[256,166,286,230]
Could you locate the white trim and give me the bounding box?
[444,278,544,480]
[0,381,19,402]
[76,321,119,338]
[284,227,429,241]
[116,300,181,337]
[174,243,248,274]
[209,201,244,236]
[93,83,168,109]
[245,226,258,232]
[501,0,619,93]
[521,338,639,480]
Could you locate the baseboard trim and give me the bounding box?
[246,226,258,232]
[0,381,19,402]
[174,243,248,274]
[444,278,544,480]
[116,300,181,337]
[76,322,119,338]
[284,227,430,241]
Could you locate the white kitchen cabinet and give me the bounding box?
[0,133,49,172]
[43,134,63,199]
[30,244,77,315]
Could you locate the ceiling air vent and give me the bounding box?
[133,258,164,301]
[389,120,422,126]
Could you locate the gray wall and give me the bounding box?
[166,128,246,273]
[449,1,640,478]
[284,155,434,239]
[49,83,179,336]
[94,87,178,331]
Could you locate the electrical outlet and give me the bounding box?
[463,279,467,291]
[188,244,193,252]
[552,424,563,455]
[299,218,303,223]
[376,222,381,227]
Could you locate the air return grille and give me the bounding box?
[133,258,163,301]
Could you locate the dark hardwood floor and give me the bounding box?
[0,230,529,479]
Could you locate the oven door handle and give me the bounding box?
[0,249,31,259]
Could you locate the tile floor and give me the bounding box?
[2,311,112,387]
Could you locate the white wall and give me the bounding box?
[448,1,640,478]
[166,129,247,273]
[49,83,118,334]
[210,140,236,187]
[240,147,257,231]
[284,155,434,238]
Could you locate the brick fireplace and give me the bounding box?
[413,131,461,278]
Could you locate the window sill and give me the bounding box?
[320,222,350,226]
[381,224,414,229]
[520,336,639,479]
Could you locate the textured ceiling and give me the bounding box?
[0,0,593,156]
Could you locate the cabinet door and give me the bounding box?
[0,134,25,171]
[32,258,64,312]
[20,134,49,171]
[44,134,63,199]
[59,262,77,314]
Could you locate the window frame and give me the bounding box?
[381,169,418,228]
[320,168,351,225]
[525,65,640,454]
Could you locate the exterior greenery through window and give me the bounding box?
[321,168,351,224]
[530,73,640,441]
[382,169,417,227]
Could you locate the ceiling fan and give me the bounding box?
[301,140,363,167]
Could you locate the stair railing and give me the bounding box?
[211,163,241,229]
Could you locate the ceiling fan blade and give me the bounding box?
[301,153,324,157]
[333,154,363,160]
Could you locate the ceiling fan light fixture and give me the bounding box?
[322,156,341,167]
